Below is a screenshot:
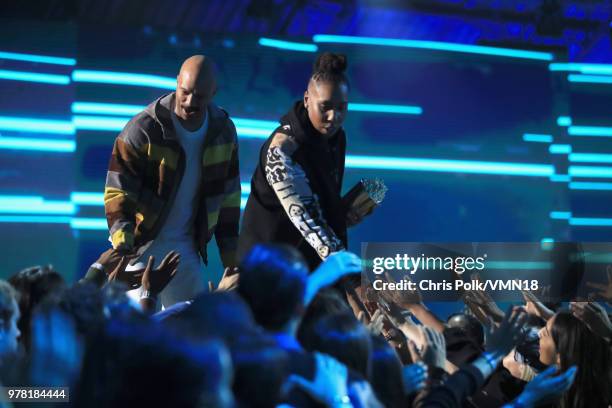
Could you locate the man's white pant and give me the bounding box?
[126,239,205,309]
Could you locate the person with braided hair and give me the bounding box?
[239,53,356,270]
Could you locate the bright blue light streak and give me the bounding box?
[72,70,175,89]
[70,218,108,230]
[568,126,612,137]
[568,74,612,84]
[258,38,318,52]
[233,118,278,129]
[0,215,72,224]
[0,116,74,135]
[70,192,104,206]
[549,144,571,154]
[522,133,553,143]
[556,116,572,126]
[549,63,612,75]
[569,181,612,190]
[345,155,554,177]
[0,137,76,152]
[0,51,76,66]
[550,211,572,219]
[348,103,423,115]
[550,174,571,182]
[236,127,270,139]
[569,217,612,227]
[0,196,75,214]
[312,35,553,61]
[72,115,127,131]
[486,261,552,270]
[569,153,612,163]
[71,102,143,116]
[241,182,251,194]
[0,69,70,85]
[569,166,612,178]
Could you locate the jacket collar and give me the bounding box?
[145,92,228,142]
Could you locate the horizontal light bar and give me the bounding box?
[569,181,612,190]
[348,103,422,115]
[549,144,571,154]
[550,174,571,182]
[0,51,76,66]
[346,155,554,177]
[556,116,572,127]
[568,74,612,84]
[313,34,554,61]
[258,38,318,52]
[569,153,612,163]
[550,211,572,219]
[70,192,104,205]
[233,118,278,129]
[0,137,76,152]
[568,126,612,137]
[523,133,553,143]
[569,217,612,227]
[0,69,70,85]
[0,215,72,224]
[0,196,75,214]
[70,218,108,230]
[569,165,612,178]
[486,261,552,270]
[73,115,127,131]
[235,126,271,139]
[71,102,143,116]
[72,70,175,89]
[0,116,74,135]
[72,187,250,206]
[549,63,612,75]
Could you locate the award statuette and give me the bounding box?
[342,178,388,226]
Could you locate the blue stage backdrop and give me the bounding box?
[0,19,610,290]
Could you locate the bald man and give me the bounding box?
[104,55,241,307]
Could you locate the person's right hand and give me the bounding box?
[305,252,362,305]
[486,308,528,358]
[511,365,577,408]
[283,352,350,407]
[570,301,612,341]
[107,255,142,289]
[402,362,428,395]
[586,268,612,304]
[140,251,180,295]
[407,327,446,369]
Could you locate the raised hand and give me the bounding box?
[283,352,350,406]
[107,255,143,289]
[407,327,446,369]
[462,273,504,325]
[141,251,180,295]
[486,308,529,358]
[358,309,385,336]
[520,283,554,322]
[380,272,422,307]
[509,365,577,408]
[213,266,240,292]
[586,268,612,304]
[305,251,362,306]
[570,301,612,341]
[402,362,428,395]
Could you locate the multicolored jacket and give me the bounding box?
[104,93,241,267]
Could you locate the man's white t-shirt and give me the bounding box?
[129,109,209,307]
